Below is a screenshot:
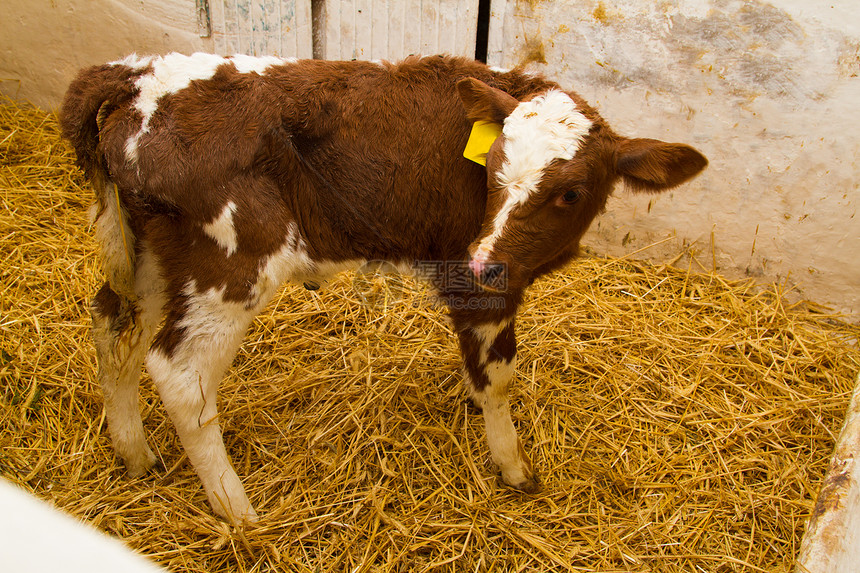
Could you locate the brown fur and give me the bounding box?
[60,54,708,513]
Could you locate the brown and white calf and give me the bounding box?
[61,53,707,522]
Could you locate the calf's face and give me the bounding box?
[456,78,708,292]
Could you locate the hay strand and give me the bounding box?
[2,96,859,572]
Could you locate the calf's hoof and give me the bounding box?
[121,446,158,478]
[212,499,259,524]
[502,470,541,494]
[498,439,540,493]
[207,483,259,524]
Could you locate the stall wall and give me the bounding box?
[1,1,208,109]
[0,1,313,109]
[489,0,859,315]
[0,0,471,109]
[2,1,857,315]
[314,0,480,60]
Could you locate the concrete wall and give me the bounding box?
[489,0,859,315]
[1,1,208,109]
[2,1,857,314]
[0,1,313,110]
[0,0,472,109]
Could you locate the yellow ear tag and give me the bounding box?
[463,120,503,166]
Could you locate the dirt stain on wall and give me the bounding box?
[518,34,548,66]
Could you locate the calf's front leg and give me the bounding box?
[457,318,539,492]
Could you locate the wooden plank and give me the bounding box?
[294,0,314,59]
[210,0,312,57]
[386,0,405,58]
[438,0,456,54]
[317,0,480,61]
[796,372,860,572]
[454,0,478,56]
[336,0,355,59]
[370,0,390,60]
[419,0,439,55]
[485,0,510,68]
[197,0,212,37]
[353,0,373,59]
[401,0,422,57]
[210,0,239,54]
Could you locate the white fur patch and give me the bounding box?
[124,53,224,163]
[472,319,514,367]
[260,223,314,284]
[203,201,238,256]
[122,53,292,163]
[485,357,516,388]
[475,90,592,259]
[249,224,371,304]
[133,246,166,315]
[469,345,525,484]
[230,54,294,74]
[144,293,257,521]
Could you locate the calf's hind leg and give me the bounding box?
[146,288,264,523]
[91,282,162,476]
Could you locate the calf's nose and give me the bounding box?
[469,260,507,291]
[468,257,485,277]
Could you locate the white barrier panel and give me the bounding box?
[0,479,167,573]
[797,372,860,572]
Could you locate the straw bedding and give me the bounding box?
[1,96,859,572]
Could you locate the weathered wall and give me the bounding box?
[489,0,859,315]
[0,0,472,109]
[2,1,857,314]
[315,0,479,60]
[0,0,313,110]
[1,1,208,109]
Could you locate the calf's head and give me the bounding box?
[457,78,708,292]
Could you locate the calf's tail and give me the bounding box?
[60,64,139,299]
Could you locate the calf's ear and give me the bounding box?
[457,78,519,124]
[616,138,708,192]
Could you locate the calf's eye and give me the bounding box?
[562,189,581,204]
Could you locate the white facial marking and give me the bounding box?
[122,53,292,163]
[475,90,593,261]
[203,201,238,257]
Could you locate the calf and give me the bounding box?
[61,53,707,522]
